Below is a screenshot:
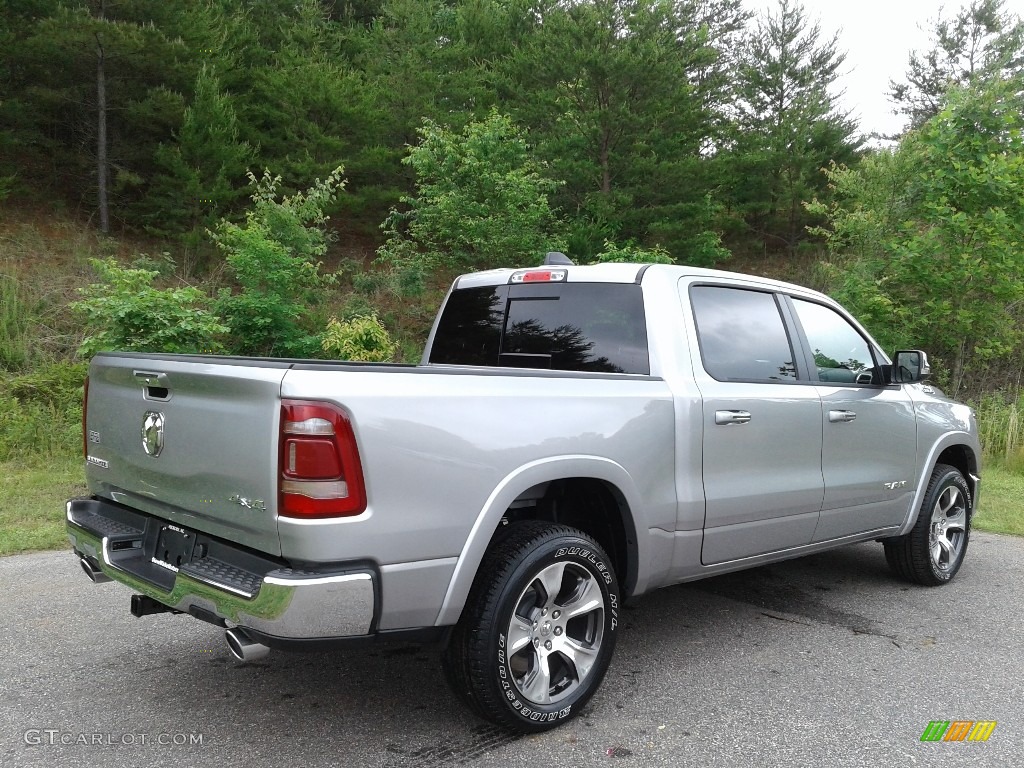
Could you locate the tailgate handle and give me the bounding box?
[828,410,857,423]
[134,370,171,401]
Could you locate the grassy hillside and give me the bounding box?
[1,210,1021,558]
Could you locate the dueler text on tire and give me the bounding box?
[442,522,619,732]
[883,463,972,586]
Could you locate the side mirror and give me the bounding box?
[893,350,931,384]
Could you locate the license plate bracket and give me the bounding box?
[153,524,195,571]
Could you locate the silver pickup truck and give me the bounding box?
[67,260,980,731]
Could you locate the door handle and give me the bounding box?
[715,410,752,425]
[828,410,857,423]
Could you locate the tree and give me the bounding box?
[378,110,564,273]
[889,0,1024,132]
[146,66,252,237]
[504,0,734,263]
[728,0,862,254]
[811,76,1024,396]
[0,1,190,228]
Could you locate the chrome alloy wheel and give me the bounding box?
[929,484,968,572]
[505,561,606,706]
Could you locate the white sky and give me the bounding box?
[743,0,1024,139]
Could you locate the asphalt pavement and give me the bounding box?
[1,533,1021,767]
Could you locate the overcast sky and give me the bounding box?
[742,0,1024,139]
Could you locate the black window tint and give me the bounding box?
[429,286,505,366]
[691,286,797,382]
[792,299,876,384]
[428,283,649,374]
[502,284,648,374]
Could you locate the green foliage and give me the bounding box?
[321,314,398,362]
[145,66,253,235]
[975,465,1024,536]
[0,269,31,370]
[507,0,742,261]
[7,361,89,414]
[889,0,1024,131]
[71,258,228,357]
[729,0,862,252]
[590,241,674,265]
[0,362,86,461]
[813,76,1024,395]
[378,110,564,272]
[974,393,1024,466]
[212,168,345,357]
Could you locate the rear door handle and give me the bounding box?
[828,410,857,423]
[715,410,752,425]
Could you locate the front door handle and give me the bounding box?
[828,410,857,423]
[715,410,752,425]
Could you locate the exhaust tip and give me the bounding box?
[225,628,270,662]
[80,556,112,584]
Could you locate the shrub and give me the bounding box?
[213,168,343,357]
[71,258,228,357]
[321,314,397,363]
[590,240,674,265]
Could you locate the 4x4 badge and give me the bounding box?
[142,411,165,457]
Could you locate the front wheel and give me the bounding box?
[883,463,972,586]
[442,522,619,732]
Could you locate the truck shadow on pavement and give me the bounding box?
[119,540,925,765]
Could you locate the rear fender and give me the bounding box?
[433,456,645,627]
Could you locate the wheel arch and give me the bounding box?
[898,434,981,536]
[434,456,644,627]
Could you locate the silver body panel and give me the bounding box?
[78,263,981,637]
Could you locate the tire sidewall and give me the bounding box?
[925,469,972,582]
[489,535,620,729]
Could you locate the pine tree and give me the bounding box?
[729,0,861,253]
[146,66,253,236]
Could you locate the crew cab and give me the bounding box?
[67,259,980,731]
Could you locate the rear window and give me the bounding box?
[429,283,649,374]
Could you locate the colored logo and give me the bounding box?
[920,721,996,742]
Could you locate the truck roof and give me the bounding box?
[453,262,821,298]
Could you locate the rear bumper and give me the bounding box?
[66,497,376,641]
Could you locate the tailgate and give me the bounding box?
[84,354,290,556]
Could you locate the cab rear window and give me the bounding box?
[429,283,649,374]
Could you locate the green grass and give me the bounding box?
[975,464,1024,536]
[0,454,86,556]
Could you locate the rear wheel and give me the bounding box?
[883,463,972,586]
[442,522,619,732]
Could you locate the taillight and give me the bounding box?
[82,375,90,459]
[279,400,366,519]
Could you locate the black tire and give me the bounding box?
[442,522,620,732]
[883,463,972,586]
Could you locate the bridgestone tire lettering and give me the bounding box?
[442,522,620,733]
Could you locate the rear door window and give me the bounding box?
[690,286,798,382]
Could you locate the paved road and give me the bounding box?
[2,534,1021,768]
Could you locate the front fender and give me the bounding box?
[897,431,981,536]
